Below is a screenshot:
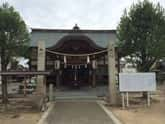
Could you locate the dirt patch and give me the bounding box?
[0,97,42,124]
[0,112,41,124]
[109,84,165,124]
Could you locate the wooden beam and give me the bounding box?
[0,71,50,75]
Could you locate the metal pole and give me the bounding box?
[147,92,150,107]
[126,92,129,107]
[122,93,125,109]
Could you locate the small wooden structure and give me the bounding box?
[0,71,51,110]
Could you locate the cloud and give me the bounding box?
[0,0,165,29]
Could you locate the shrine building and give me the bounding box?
[29,25,119,104]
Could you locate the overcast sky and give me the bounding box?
[1,0,165,30]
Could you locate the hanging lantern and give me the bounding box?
[92,60,97,69]
[54,60,60,70]
[63,56,67,68]
[87,56,90,63]
[64,56,66,63]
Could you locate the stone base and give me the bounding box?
[30,92,48,111]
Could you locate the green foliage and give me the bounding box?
[117,0,165,72]
[0,3,30,68]
[0,3,30,104]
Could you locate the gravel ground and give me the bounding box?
[0,97,41,124]
[46,101,115,124]
[109,84,165,124]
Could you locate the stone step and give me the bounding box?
[53,95,105,101]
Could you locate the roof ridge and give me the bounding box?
[31,28,116,33]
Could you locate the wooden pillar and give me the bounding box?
[54,59,61,88]
[108,42,118,105]
[36,41,46,96]
[88,69,92,87]
[56,70,60,88]
[23,77,27,96]
[92,69,96,87]
[92,59,97,87]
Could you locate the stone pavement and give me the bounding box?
[46,101,115,124]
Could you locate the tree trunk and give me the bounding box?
[136,56,156,98]
[1,50,8,104]
[1,76,8,104]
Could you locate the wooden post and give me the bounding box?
[23,77,27,96]
[0,57,1,88]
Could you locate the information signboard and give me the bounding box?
[119,73,156,92]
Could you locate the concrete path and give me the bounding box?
[46,101,115,124]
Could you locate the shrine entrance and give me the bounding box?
[46,34,107,89]
[61,65,90,88]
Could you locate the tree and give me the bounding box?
[117,0,165,72]
[0,3,29,104]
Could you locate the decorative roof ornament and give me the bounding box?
[73,24,80,30]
